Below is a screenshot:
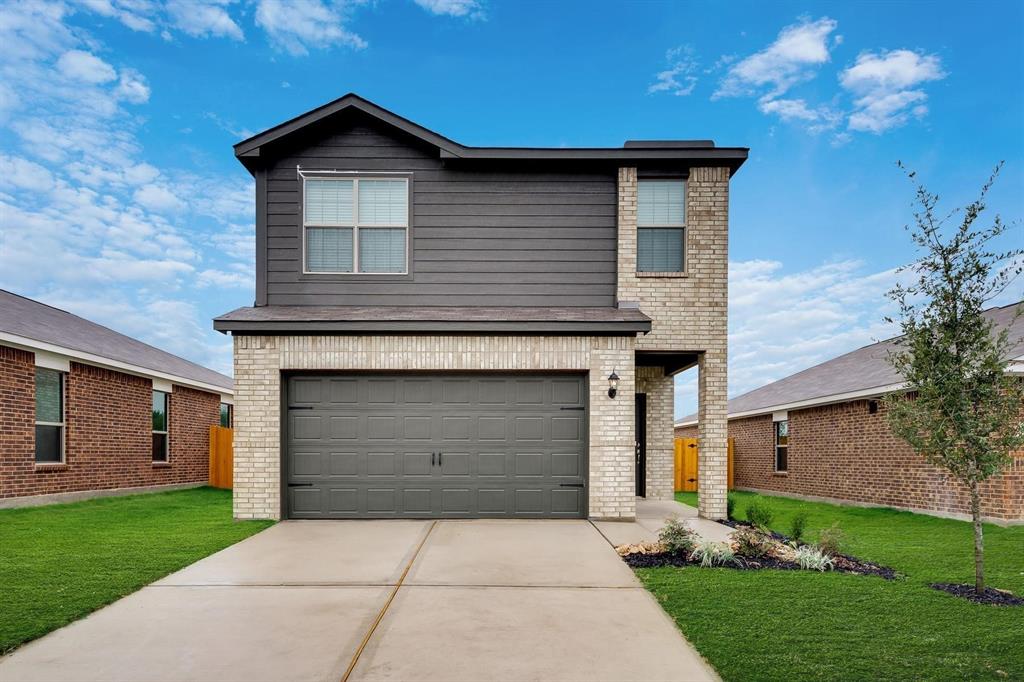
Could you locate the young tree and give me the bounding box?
[885,162,1024,595]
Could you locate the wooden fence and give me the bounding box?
[208,425,233,489]
[674,437,734,492]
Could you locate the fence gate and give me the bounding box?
[674,437,734,492]
[209,425,233,489]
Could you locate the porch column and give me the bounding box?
[697,347,728,519]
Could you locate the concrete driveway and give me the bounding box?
[0,520,716,682]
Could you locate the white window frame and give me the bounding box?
[774,419,789,473]
[300,172,411,276]
[34,367,65,464]
[636,178,687,274]
[152,390,169,463]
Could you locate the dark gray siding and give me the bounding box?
[259,113,617,307]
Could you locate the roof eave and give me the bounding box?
[213,319,651,335]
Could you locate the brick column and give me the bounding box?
[637,366,674,500]
[698,347,728,519]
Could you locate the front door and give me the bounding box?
[635,393,646,497]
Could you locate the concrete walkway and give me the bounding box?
[0,519,717,682]
[592,499,734,547]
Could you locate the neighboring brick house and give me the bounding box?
[676,302,1024,523]
[214,93,746,522]
[0,290,234,505]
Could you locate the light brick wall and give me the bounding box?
[233,334,636,520]
[637,366,674,500]
[617,166,730,518]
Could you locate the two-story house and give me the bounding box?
[215,94,746,522]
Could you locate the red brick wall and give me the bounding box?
[676,401,1024,520]
[0,346,35,498]
[1,345,221,500]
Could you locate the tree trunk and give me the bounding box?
[970,479,985,594]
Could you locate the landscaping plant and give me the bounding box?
[726,496,736,520]
[731,526,774,560]
[690,540,740,568]
[789,512,809,543]
[744,501,774,529]
[658,517,698,555]
[886,162,1024,595]
[817,522,844,556]
[795,545,835,572]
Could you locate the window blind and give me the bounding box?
[637,228,684,272]
[638,180,685,226]
[305,179,354,224]
[306,227,354,272]
[359,228,406,273]
[358,179,407,225]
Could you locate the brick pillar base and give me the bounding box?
[698,348,728,519]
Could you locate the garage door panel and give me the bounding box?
[285,374,587,519]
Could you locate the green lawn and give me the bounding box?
[638,491,1024,681]
[0,487,272,654]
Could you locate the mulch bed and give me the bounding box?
[930,583,1024,606]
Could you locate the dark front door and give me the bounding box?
[284,373,588,519]
[635,393,646,497]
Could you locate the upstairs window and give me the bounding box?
[774,419,789,472]
[636,179,686,273]
[152,390,169,462]
[303,176,409,274]
[35,368,65,464]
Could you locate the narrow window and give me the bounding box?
[774,420,788,472]
[303,177,409,274]
[34,368,65,463]
[637,179,686,272]
[219,402,233,428]
[152,390,169,462]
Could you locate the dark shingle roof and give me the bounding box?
[679,302,1023,424]
[0,290,232,392]
[214,305,651,334]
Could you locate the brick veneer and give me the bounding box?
[232,334,637,520]
[617,166,730,519]
[675,399,1024,521]
[637,366,674,500]
[0,345,220,500]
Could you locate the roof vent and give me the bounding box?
[623,140,715,149]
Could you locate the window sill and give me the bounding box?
[772,471,789,476]
[35,463,68,472]
[636,271,689,278]
[152,461,171,468]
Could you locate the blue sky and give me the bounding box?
[1,0,1021,417]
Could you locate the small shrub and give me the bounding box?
[745,501,774,529]
[658,517,697,555]
[817,523,845,556]
[789,512,809,543]
[690,539,740,567]
[795,545,835,571]
[731,526,774,560]
[726,496,736,520]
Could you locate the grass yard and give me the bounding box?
[0,487,272,654]
[638,491,1024,681]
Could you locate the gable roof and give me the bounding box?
[233,93,749,174]
[0,290,233,393]
[677,302,1024,425]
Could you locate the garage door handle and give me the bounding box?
[290,406,314,410]
[288,483,314,487]
[559,483,585,488]
[559,406,585,411]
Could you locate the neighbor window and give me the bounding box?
[303,177,409,274]
[219,402,232,428]
[774,420,789,472]
[152,390,169,462]
[34,368,65,464]
[637,179,686,272]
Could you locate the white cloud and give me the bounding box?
[758,97,821,122]
[255,0,367,55]
[115,68,150,103]
[675,258,908,417]
[133,183,184,212]
[167,0,244,40]
[648,46,699,96]
[413,0,482,17]
[715,17,837,99]
[56,49,117,83]
[840,49,945,133]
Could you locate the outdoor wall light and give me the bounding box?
[607,370,619,399]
